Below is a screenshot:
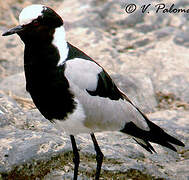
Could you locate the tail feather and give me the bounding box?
[121,117,185,153]
[120,95,184,153]
[133,138,156,154]
[144,116,185,148]
[157,140,177,152]
[166,133,185,147]
[147,119,185,147]
[136,107,184,147]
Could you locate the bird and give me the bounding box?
[2,4,185,180]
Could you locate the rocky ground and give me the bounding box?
[0,0,189,179]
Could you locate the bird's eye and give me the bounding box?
[32,20,39,26]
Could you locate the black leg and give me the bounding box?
[90,133,104,180]
[70,135,80,180]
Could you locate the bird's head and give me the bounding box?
[2,4,64,43]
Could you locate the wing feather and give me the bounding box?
[64,58,150,131]
[64,58,102,91]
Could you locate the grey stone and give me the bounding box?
[111,73,157,113]
[174,30,189,47]
[0,92,24,127]
[136,24,157,33]
[133,38,150,47]
[0,35,23,77]
[175,0,189,7]
[118,10,145,27]
[0,127,71,173]
[155,27,176,39]
[0,72,29,98]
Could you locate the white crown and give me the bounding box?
[19,4,44,25]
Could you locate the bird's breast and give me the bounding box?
[24,64,76,120]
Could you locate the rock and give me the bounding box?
[0,108,188,179]
[0,34,23,78]
[149,40,189,104]
[0,0,189,179]
[0,72,29,98]
[0,92,25,128]
[118,38,189,105]
[0,127,71,178]
[154,27,176,39]
[174,30,189,47]
[111,73,157,113]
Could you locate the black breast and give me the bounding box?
[24,44,76,120]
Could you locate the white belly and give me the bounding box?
[53,98,91,135]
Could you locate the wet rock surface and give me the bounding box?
[0,0,189,179]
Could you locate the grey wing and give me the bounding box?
[64,58,150,132]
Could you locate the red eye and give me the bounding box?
[32,20,39,26]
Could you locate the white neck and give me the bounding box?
[52,26,69,66]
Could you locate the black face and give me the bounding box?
[2,6,63,44]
